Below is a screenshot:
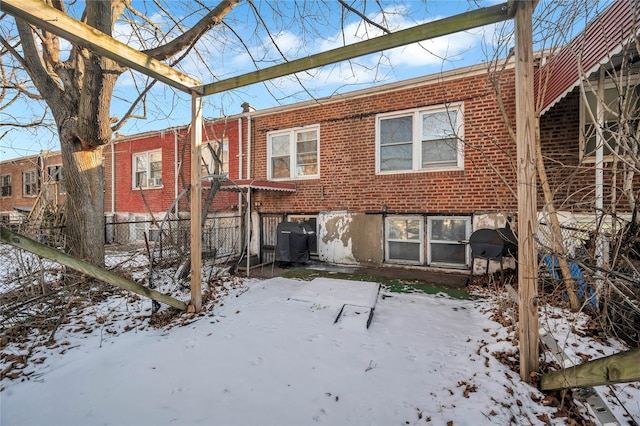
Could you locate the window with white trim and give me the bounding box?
[133,150,162,188]
[201,139,229,178]
[376,104,463,173]
[1,174,11,197]
[48,165,65,193]
[23,170,37,197]
[267,125,319,180]
[385,216,424,264]
[581,82,640,162]
[427,216,471,267]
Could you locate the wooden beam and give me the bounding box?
[514,0,539,381]
[541,349,640,390]
[189,95,203,312]
[0,226,187,311]
[0,0,202,94]
[199,3,510,96]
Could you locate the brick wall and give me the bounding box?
[0,151,66,216]
[246,70,519,216]
[105,118,242,216]
[538,90,640,213]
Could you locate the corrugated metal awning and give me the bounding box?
[536,0,640,114]
[220,179,296,193]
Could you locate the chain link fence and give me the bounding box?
[536,216,640,347]
[1,213,244,336]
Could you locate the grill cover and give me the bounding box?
[275,221,316,263]
[469,228,517,260]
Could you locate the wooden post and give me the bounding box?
[515,0,539,381]
[541,349,640,390]
[190,94,203,312]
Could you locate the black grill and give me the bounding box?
[468,228,517,283]
[469,228,517,261]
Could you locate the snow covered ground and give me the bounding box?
[1,274,639,425]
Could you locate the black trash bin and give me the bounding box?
[275,221,317,265]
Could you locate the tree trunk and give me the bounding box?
[535,123,581,311]
[60,118,105,265]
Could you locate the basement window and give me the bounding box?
[427,216,471,267]
[385,216,423,264]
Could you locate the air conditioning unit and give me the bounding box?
[148,177,163,187]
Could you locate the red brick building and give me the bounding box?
[0,151,66,227]
[240,63,518,270]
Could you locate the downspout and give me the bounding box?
[174,129,179,216]
[111,138,115,214]
[246,187,251,276]
[246,113,253,275]
[247,114,252,180]
[595,69,605,275]
[238,118,243,180]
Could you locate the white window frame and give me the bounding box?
[201,138,229,179]
[48,164,65,193]
[132,150,163,189]
[580,80,640,163]
[1,174,11,197]
[385,216,424,265]
[427,216,471,268]
[267,125,320,180]
[23,170,37,197]
[375,103,464,174]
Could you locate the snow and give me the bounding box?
[1,274,639,425]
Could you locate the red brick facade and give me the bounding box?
[0,151,66,224]
[247,68,519,217]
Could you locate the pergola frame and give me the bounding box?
[0,0,539,380]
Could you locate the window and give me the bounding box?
[48,165,65,193]
[267,125,319,180]
[581,83,640,162]
[427,216,471,267]
[201,139,229,178]
[133,150,162,188]
[385,216,424,264]
[288,215,319,255]
[376,104,463,173]
[23,170,37,196]
[1,174,11,197]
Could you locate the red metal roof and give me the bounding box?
[536,0,640,114]
[220,179,296,192]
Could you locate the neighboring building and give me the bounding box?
[0,151,66,228]
[103,119,244,250]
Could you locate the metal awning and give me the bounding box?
[535,0,640,114]
[220,179,296,193]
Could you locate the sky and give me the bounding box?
[1,258,638,425]
[0,0,610,161]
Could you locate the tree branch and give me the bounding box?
[142,0,241,61]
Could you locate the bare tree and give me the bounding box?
[1,0,412,265]
[0,1,241,264]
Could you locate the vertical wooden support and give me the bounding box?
[190,94,203,312]
[515,1,539,381]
